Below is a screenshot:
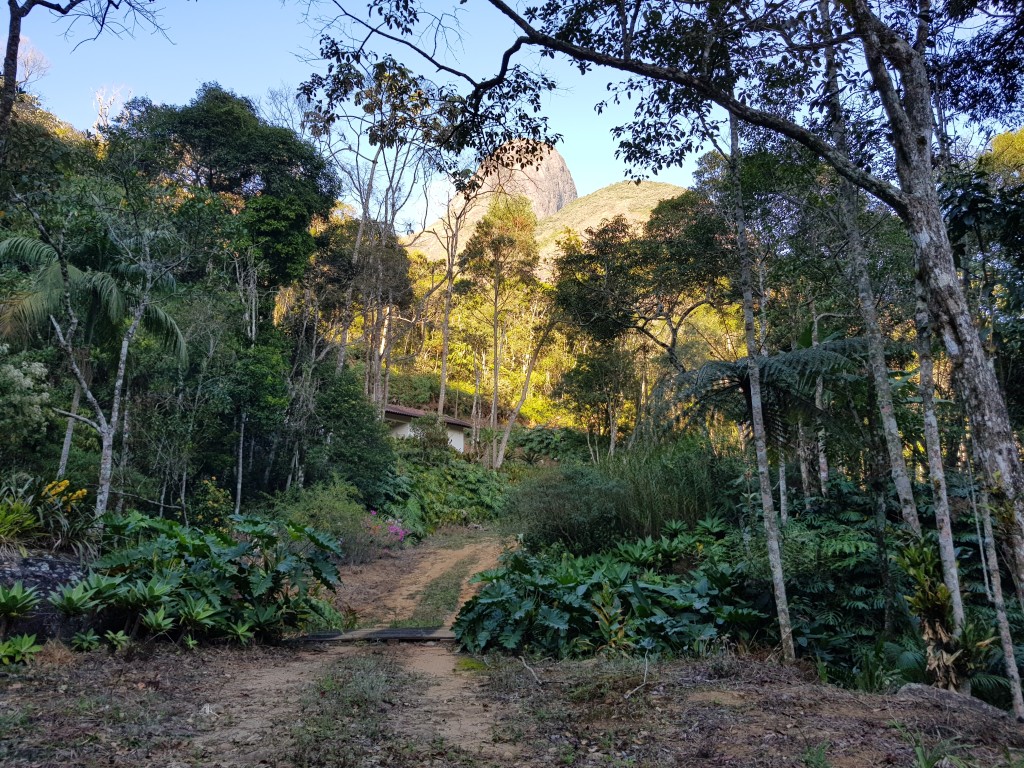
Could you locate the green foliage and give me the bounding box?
[509,464,630,556]
[506,426,591,465]
[45,511,345,646]
[409,414,452,459]
[310,369,396,507]
[453,542,763,657]
[0,634,43,665]
[272,479,389,565]
[0,582,42,638]
[71,628,101,652]
[386,449,506,534]
[0,346,51,466]
[508,437,739,555]
[47,582,100,617]
[0,481,39,553]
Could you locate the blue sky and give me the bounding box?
[17,0,697,203]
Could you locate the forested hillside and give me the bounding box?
[3,2,1024,752]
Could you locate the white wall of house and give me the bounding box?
[386,417,467,453]
[388,421,415,440]
[447,426,466,453]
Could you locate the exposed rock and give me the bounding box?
[406,140,577,263]
[475,139,578,220]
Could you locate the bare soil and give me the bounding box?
[2,527,1022,767]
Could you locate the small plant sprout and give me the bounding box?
[0,634,43,665]
[0,581,41,638]
[71,629,101,652]
[104,630,131,652]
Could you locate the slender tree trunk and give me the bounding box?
[94,300,146,519]
[0,2,25,140]
[234,410,246,516]
[437,273,455,416]
[778,458,788,526]
[608,402,619,457]
[979,491,1024,719]
[731,114,795,662]
[495,323,552,469]
[57,384,81,479]
[820,0,919,534]
[797,419,813,511]
[811,310,830,495]
[916,287,964,636]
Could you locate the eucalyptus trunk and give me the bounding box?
[852,0,1024,593]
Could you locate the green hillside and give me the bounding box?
[535,180,686,272]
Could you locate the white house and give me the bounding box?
[382,405,472,453]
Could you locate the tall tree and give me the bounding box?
[332,0,1024,581]
[462,194,538,465]
[1,0,162,139]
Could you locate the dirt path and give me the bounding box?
[188,528,508,767]
[334,530,506,628]
[5,527,1022,767]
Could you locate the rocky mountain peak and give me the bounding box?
[475,139,578,219]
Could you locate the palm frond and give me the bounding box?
[0,236,59,268]
[142,303,188,365]
[80,271,127,327]
[0,257,88,338]
[672,338,867,449]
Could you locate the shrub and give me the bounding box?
[507,465,630,555]
[309,369,396,507]
[43,511,345,646]
[0,633,43,665]
[506,436,742,554]
[274,479,396,564]
[453,542,763,657]
[0,581,42,638]
[0,474,95,557]
[386,450,507,534]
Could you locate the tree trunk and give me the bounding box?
[94,301,146,519]
[821,0,919,534]
[797,419,813,511]
[916,288,965,636]
[979,491,1024,720]
[437,274,454,416]
[811,310,830,496]
[731,114,795,662]
[490,275,502,466]
[234,410,246,516]
[57,384,81,479]
[0,2,24,140]
[778,458,788,526]
[853,2,1024,593]
[495,323,552,469]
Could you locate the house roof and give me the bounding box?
[383,404,472,429]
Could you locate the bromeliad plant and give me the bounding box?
[0,581,41,639]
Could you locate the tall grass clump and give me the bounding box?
[599,433,741,533]
[507,434,741,554]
